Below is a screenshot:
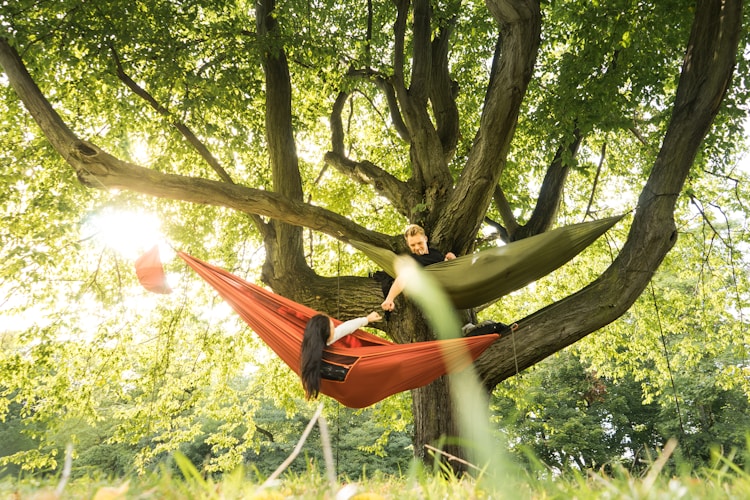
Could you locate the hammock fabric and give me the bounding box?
[350,215,622,309]
[135,249,501,408]
[134,245,172,294]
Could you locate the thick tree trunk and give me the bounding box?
[412,376,459,468]
[388,301,478,471]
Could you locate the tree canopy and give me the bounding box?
[0,0,748,472]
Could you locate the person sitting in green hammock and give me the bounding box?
[380,224,455,312]
[377,224,511,337]
[300,311,382,400]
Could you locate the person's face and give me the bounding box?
[406,234,429,255]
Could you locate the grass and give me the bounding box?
[2,443,749,500]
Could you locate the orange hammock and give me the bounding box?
[135,248,501,408]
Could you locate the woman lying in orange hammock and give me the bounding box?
[135,247,503,408]
[301,312,382,400]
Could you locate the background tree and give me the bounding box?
[492,346,750,473]
[490,211,750,474]
[0,0,747,470]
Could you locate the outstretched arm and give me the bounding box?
[382,250,453,310]
[381,274,406,311]
[328,311,382,344]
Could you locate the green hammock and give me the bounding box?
[350,215,622,309]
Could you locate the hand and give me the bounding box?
[381,299,395,312]
[367,311,382,322]
[445,252,456,260]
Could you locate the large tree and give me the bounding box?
[0,0,746,467]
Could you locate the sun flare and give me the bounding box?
[86,209,166,259]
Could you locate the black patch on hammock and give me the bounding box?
[321,352,358,382]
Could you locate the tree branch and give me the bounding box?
[515,127,583,240]
[0,37,391,249]
[585,141,607,220]
[429,14,460,159]
[392,0,409,94]
[330,91,348,156]
[438,0,541,252]
[330,74,408,150]
[323,151,416,215]
[491,185,518,240]
[373,75,410,141]
[326,81,413,215]
[255,424,275,442]
[409,0,432,103]
[109,43,235,185]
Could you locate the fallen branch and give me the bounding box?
[318,413,338,489]
[54,443,73,497]
[260,403,324,489]
[424,444,481,472]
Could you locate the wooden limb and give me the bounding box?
[110,44,235,185]
[0,41,385,244]
[477,0,743,387]
[429,15,460,158]
[492,185,518,240]
[260,403,324,490]
[336,67,409,141]
[444,0,541,250]
[255,424,275,442]
[373,76,410,141]
[392,0,408,90]
[409,0,432,102]
[517,127,583,239]
[585,141,606,220]
[330,91,348,156]
[424,444,481,472]
[323,151,416,217]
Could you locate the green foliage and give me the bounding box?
[486,166,750,474]
[577,211,749,399]
[1,0,749,478]
[493,348,750,475]
[0,378,412,481]
[493,351,643,472]
[0,402,39,478]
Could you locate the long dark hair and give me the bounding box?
[300,314,331,400]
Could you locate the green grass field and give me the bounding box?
[2,441,748,500]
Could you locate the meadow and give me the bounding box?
[2,438,748,500]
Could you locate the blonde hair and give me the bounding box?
[403,224,426,240]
